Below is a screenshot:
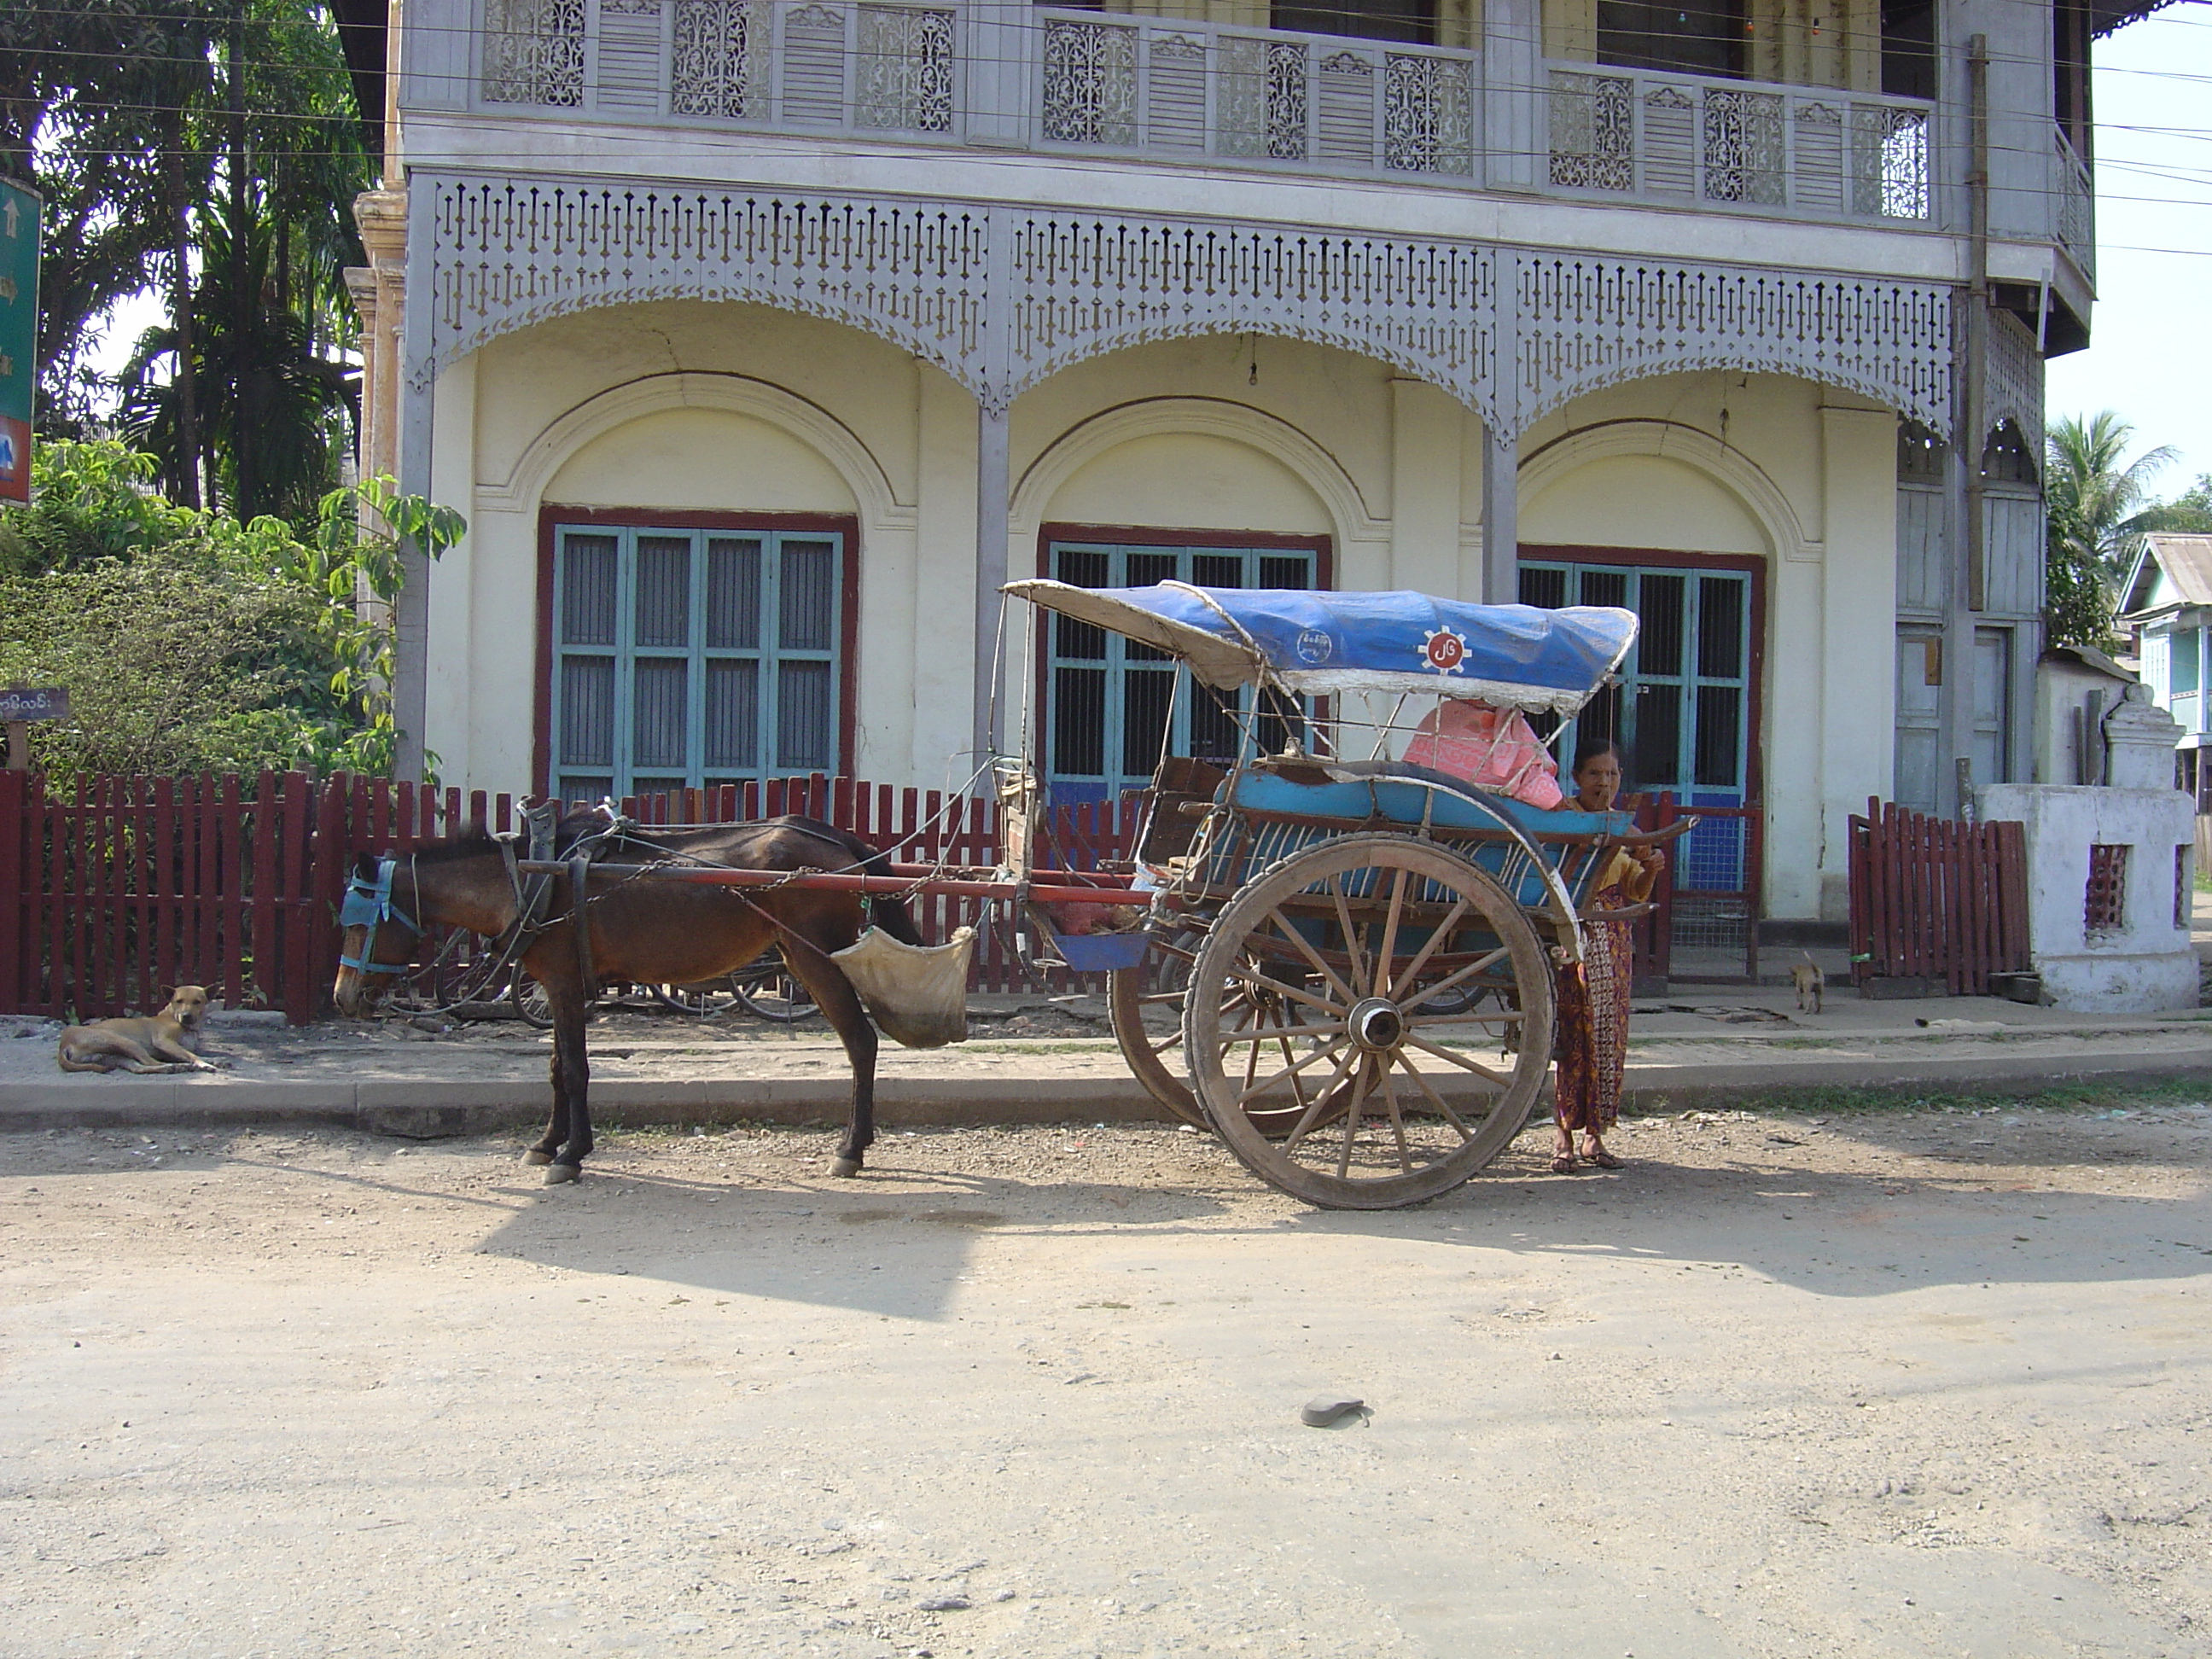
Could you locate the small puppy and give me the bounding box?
[1790,955,1825,1016]
[57,986,218,1074]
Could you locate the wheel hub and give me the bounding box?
[1347,997,1405,1052]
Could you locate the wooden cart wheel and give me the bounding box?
[1108,923,1210,1128]
[1182,835,1555,1210]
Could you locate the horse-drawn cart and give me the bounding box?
[339,581,1685,1204]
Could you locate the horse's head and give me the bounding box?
[333,853,425,1016]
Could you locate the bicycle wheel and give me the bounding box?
[732,954,818,1022]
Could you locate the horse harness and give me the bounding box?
[341,802,631,997]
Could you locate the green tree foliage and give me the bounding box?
[0,0,223,428]
[2045,412,2176,649]
[6,0,371,509]
[0,439,462,777]
[2141,474,2212,536]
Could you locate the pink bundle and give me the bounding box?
[1401,700,1565,809]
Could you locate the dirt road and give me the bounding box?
[3,1101,2209,1657]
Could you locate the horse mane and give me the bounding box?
[404,820,504,865]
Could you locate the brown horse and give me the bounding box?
[332,813,923,1184]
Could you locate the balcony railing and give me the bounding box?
[2054,127,2094,278]
[480,0,961,135]
[462,0,1947,228]
[1545,61,1930,222]
[1033,9,1476,178]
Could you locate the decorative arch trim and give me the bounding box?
[1515,418,1811,564]
[413,172,1955,443]
[1010,397,1388,557]
[477,370,912,530]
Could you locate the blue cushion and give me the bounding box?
[1225,770,1633,838]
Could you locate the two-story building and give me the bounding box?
[338,0,2145,946]
[2122,531,2212,801]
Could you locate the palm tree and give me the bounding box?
[2045,412,2176,649]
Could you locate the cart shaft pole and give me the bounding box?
[515,861,1150,906]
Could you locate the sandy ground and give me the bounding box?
[7,988,2211,1097]
[4,1098,2211,1658]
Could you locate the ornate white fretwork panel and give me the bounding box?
[482,0,586,106]
[1511,255,1952,434]
[1001,215,1498,417]
[422,182,993,392]
[415,173,1955,436]
[1983,306,2044,462]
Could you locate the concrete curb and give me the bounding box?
[4,1044,2209,1136]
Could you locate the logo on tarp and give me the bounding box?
[1419,628,1467,674]
[1295,628,1334,665]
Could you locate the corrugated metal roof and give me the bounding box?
[2134,533,2212,613]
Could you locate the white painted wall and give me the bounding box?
[1980,783,2198,1013]
[429,311,1895,923]
[1515,373,1896,921]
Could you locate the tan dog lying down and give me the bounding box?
[57,986,218,1074]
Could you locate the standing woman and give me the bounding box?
[1552,741,1665,1173]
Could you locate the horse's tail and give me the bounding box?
[783,817,925,946]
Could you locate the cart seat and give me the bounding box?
[1225,766,1635,840]
[1200,765,1635,910]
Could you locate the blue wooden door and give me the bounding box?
[1519,560,1755,895]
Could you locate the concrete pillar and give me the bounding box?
[1479,422,1520,604]
[1483,0,1542,194]
[1388,380,1465,596]
[973,401,1013,771]
[393,185,434,786]
[1818,403,1901,920]
[911,367,976,782]
[424,352,476,788]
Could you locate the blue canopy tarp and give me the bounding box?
[1004,580,1637,715]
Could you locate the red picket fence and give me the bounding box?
[0,769,1141,1025]
[1847,796,2029,996]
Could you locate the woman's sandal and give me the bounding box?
[1582,1147,1625,1170]
[1550,1153,1578,1174]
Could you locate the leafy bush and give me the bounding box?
[0,439,463,778]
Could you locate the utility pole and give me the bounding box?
[228,2,254,518]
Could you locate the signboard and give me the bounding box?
[0,687,67,722]
[0,178,38,504]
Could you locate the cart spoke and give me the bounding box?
[1385,897,1470,998]
[1391,1049,1478,1141]
[1376,1062,1415,1172]
[1324,876,1372,999]
[1403,1033,1514,1089]
[1262,907,1357,1007]
[1282,1045,1362,1152]
[1402,946,1511,1009]
[1336,1061,1377,1177]
[1237,1036,1353,1106]
[1225,962,1349,1020]
[1371,869,1410,1003]
[1214,1019,1344,1046]
[1402,1009,1523,1028]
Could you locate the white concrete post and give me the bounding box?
[963,0,1029,148]
[973,401,1012,768]
[1482,0,1542,194]
[1818,405,1900,919]
[1479,422,1519,604]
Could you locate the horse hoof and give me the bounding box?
[829,1157,863,1179]
[543,1163,581,1185]
[521,1150,554,1167]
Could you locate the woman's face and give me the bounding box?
[1575,750,1622,810]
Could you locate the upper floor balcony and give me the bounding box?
[394,0,2093,277]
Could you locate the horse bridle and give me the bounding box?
[339,856,423,974]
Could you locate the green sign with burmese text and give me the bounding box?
[0,178,38,503]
